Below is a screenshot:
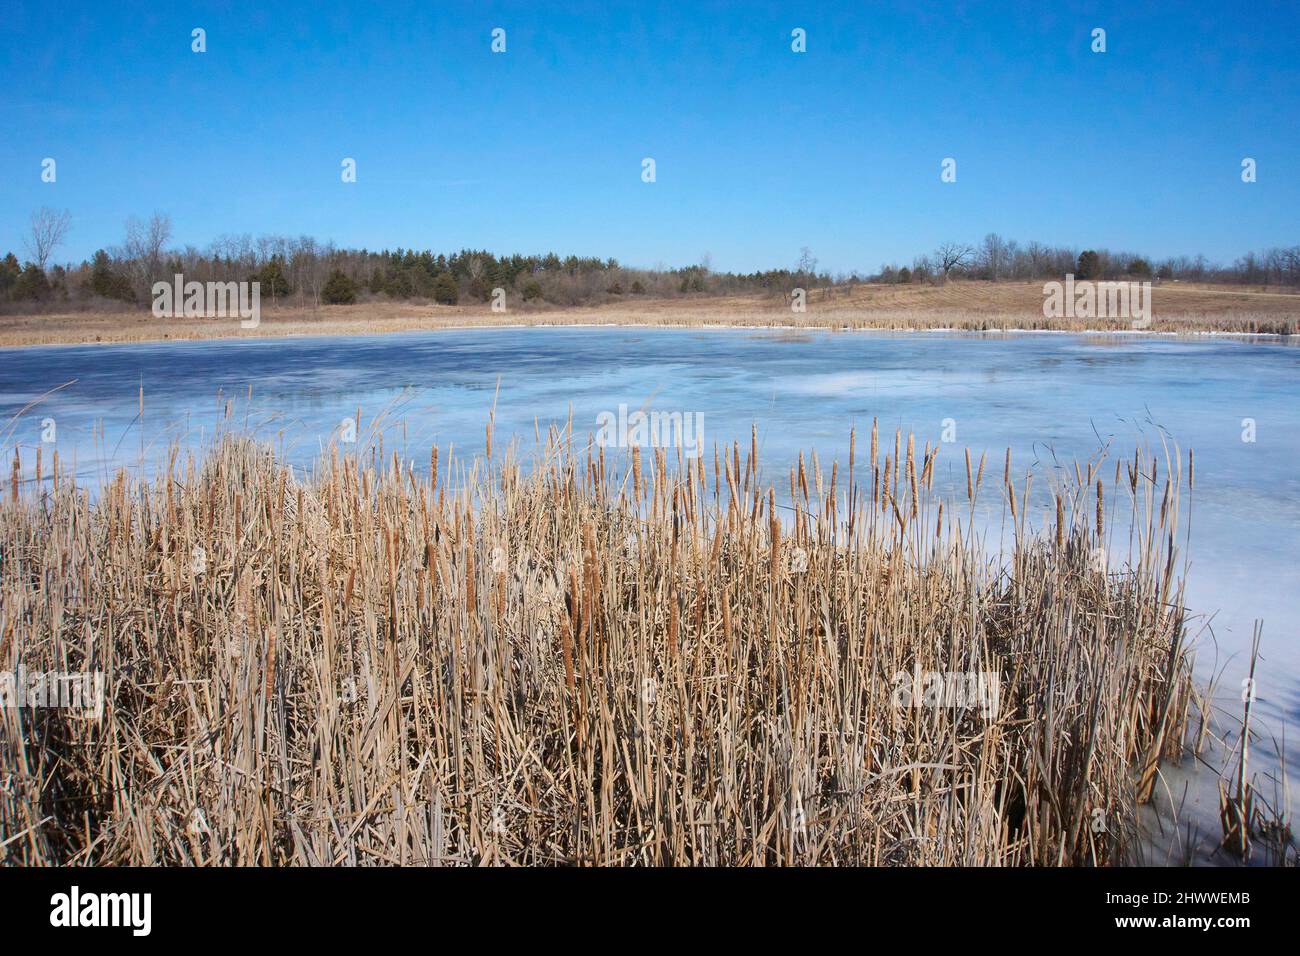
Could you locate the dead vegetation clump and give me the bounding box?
[0,425,1195,865]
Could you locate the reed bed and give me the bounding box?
[0,424,1195,865]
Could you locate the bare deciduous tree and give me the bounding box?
[290,237,334,309]
[981,233,1008,281]
[26,207,72,271]
[796,247,818,277]
[935,241,974,280]
[123,212,173,291]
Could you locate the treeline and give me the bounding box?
[3,212,1298,313]
[0,212,828,313]
[878,234,1300,286]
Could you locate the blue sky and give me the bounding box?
[2,0,1297,273]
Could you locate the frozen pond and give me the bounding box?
[3,326,1297,809]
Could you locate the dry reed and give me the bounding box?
[0,424,1196,865]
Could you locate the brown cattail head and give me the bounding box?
[907,434,918,517]
[1096,478,1105,541]
[769,487,780,580]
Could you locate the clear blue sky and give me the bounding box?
[2,0,1297,274]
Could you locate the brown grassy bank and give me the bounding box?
[1,280,1297,348]
[1,427,1196,865]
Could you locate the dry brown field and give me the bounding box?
[2,280,1296,349]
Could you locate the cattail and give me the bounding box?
[1096,478,1105,540]
[3,418,1201,867]
[667,583,679,660]
[906,434,918,517]
[892,429,900,488]
[465,544,476,610]
[769,488,780,580]
[343,565,356,612]
[1188,449,1195,491]
[265,627,277,701]
[1055,494,1065,553]
[559,591,577,698]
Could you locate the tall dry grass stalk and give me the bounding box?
[0,425,1194,865]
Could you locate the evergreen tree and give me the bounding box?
[1077,250,1101,280]
[13,262,51,300]
[89,250,135,302]
[258,257,292,298]
[0,253,20,298]
[322,269,357,304]
[433,272,459,305]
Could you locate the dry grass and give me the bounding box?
[1,422,1197,865]
[2,281,1297,348]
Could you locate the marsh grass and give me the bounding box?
[1,421,1196,865]
[3,280,1298,350]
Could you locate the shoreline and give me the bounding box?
[2,315,1298,352]
[2,282,1297,349]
